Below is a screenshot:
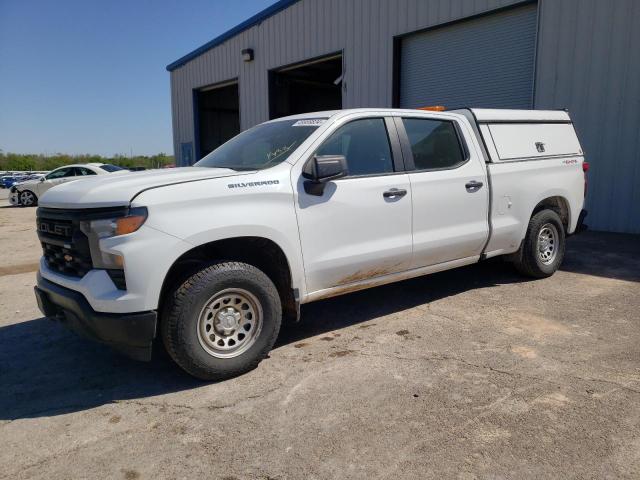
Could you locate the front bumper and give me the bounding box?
[9,188,19,205]
[35,272,157,361]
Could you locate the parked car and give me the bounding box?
[0,174,14,188]
[10,163,126,206]
[27,173,46,179]
[33,108,588,380]
[8,175,42,204]
[11,173,45,185]
[1,174,28,189]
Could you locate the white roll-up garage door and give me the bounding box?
[399,3,538,109]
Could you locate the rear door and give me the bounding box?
[76,167,98,176]
[395,115,489,268]
[295,116,413,293]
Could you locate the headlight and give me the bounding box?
[80,207,147,269]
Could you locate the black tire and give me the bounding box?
[513,209,566,278]
[19,190,38,207]
[161,261,282,380]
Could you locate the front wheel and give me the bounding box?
[512,209,566,278]
[19,190,38,207]
[161,261,282,380]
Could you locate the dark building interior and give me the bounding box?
[269,55,342,119]
[196,82,240,159]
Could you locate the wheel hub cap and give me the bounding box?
[196,288,263,359]
[539,239,550,252]
[537,223,558,265]
[216,307,241,335]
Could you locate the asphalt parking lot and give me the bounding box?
[1,191,639,480]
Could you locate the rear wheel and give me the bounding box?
[513,209,565,278]
[161,261,281,380]
[19,190,37,207]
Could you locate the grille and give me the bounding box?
[37,214,92,278]
[36,207,120,279]
[42,242,93,277]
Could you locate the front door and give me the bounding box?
[37,167,76,196]
[395,115,490,268]
[295,117,412,294]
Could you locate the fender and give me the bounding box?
[483,157,584,257]
[131,164,308,300]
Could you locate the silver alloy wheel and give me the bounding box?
[196,288,263,358]
[537,223,558,265]
[20,191,35,206]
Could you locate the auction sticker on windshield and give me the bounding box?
[292,119,326,127]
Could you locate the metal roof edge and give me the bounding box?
[166,0,300,72]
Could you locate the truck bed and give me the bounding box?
[452,108,586,258]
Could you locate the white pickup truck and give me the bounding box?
[34,108,588,379]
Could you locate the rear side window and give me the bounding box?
[100,164,124,172]
[316,118,394,176]
[402,118,465,170]
[46,167,74,179]
[76,167,97,176]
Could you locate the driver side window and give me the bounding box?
[315,118,395,177]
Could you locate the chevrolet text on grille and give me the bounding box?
[38,222,72,237]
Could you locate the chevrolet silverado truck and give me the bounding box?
[33,108,588,379]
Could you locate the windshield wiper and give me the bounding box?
[225,166,258,171]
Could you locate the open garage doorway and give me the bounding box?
[195,80,240,159]
[269,53,342,119]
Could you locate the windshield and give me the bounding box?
[195,119,325,170]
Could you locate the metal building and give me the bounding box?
[167,0,640,233]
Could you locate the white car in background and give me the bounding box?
[10,163,126,206]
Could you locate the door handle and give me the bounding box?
[465,180,483,192]
[383,188,407,198]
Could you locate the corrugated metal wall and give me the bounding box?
[170,0,640,233]
[399,3,537,109]
[534,0,640,233]
[170,0,522,159]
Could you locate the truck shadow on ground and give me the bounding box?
[277,232,640,348]
[0,261,526,421]
[276,259,524,348]
[0,318,202,420]
[0,232,636,420]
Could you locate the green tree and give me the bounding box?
[0,152,175,172]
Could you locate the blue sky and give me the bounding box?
[0,0,275,156]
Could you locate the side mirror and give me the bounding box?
[302,155,348,195]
